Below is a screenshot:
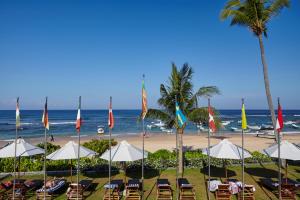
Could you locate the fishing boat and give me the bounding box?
[154,120,165,127]
[261,124,273,130]
[97,126,105,135]
[291,124,300,129]
[247,125,261,131]
[230,127,241,132]
[221,121,232,126]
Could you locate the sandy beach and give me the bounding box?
[2,132,300,153]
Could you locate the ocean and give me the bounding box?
[0,109,300,140]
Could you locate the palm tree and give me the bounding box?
[146,63,220,175]
[220,0,290,137]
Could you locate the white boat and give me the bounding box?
[247,125,261,131]
[97,126,105,134]
[230,127,241,132]
[162,129,173,134]
[146,124,153,129]
[197,125,208,132]
[221,121,232,126]
[154,120,165,127]
[291,124,300,129]
[261,124,273,130]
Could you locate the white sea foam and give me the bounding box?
[294,115,300,117]
[50,122,76,125]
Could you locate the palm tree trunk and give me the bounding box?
[178,129,184,176]
[258,34,277,139]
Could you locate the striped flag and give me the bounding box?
[42,97,49,130]
[76,97,82,132]
[16,97,20,128]
[276,100,284,133]
[141,78,148,120]
[108,97,114,129]
[175,101,187,128]
[208,105,216,133]
[241,102,247,130]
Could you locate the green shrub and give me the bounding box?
[82,139,117,155]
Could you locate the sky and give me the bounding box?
[0,0,299,110]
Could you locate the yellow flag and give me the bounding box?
[241,103,247,130]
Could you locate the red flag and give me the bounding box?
[108,97,114,129]
[276,100,284,133]
[76,97,82,132]
[208,105,216,133]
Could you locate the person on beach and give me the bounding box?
[50,134,54,142]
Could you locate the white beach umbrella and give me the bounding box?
[46,141,96,160]
[202,139,252,178]
[202,139,252,160]
[262,140,300,182]
[262,140,300,161]
[100,140,148,162]
[0,138,44,158]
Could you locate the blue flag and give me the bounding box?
[176,102,187,128]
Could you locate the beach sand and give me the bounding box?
[2,132,300,152]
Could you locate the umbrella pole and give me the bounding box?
[278,130,281,200]
[77,96,81,200]
[207,98,211,200]
[285,161,288,184]
[70,160,73,183]
[43,128,47,200]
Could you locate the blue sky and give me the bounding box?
[0,0,299,110]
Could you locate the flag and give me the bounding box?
[42,98,49,130]
[76,97,82,132]
[175,101,186,128]
[141,79,148,120]
[276,100,284,133]
[108,97,114,129]
[208,105,216,133]
[241,103,247,130]
[16,97,20,128]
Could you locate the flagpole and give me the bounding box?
[141,74,146,200]
[241,99,245,200]
[176,128,178,200]
[109,96,112,200]
[43,97,48,200]
[277,97,282,200]
[77,96,81,200]
[13,97,20,200]
[207,98,211,200]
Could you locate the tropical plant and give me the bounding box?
[220,0,290,138]
[146,63,220,175]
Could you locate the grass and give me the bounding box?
[1,163,300,200]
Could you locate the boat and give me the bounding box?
[291,124,300,129]
[221,121,232,126]
[261,124,273,130]
[97,126,105,134]
[247,125,261,131]
[230,127,241,132]
[154,120,165,127]
[197,125,208,132]
[284,121,295,125]
[146,124,153,129]
[162,129,173,134]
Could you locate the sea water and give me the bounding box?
[0,109,300,140]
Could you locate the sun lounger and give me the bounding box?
[36,178,67,199]
[156,179,172,200]
[66,179,92,200]
[238,185,255,200]
[6,182,28,200]
[125,179,141,200]
[177,178,196,200]
[103,179,124,200]
[281,184,296,200]
[215,184,232,200]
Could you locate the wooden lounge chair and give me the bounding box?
[156,179,172,200]
[177,178,196,200]
[281,184,296,200]
[215,184,231,200]
[36,178,67,200]
[66,179,93,200]
[125,179,141,200]
[7,183,28,200]
[238,185,255,200]
[103,179,124,200]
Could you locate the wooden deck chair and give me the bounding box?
[281,184,296,200]
[216,184,231,200]
[177,178,196,200]
[7,183,27,200]
[238,185,255,200]
[103,179,124,200]
[125,179,141,200]
[156,179,172,200]
[67,180,92,200]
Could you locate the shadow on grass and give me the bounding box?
[200,166,236,178]
[245,167,281,178]
[126,167,160,179]
[83,166,119,178]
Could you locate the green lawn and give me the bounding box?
[2,163,300,200]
